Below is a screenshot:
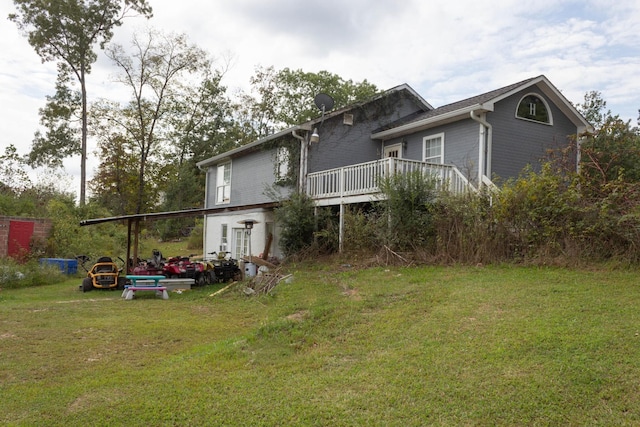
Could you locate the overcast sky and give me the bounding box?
[1,0,639,199]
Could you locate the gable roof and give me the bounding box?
[196,84,432,169]
[371,75,592,140]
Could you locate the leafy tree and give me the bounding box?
[0,145,32,195]
[0,160,75,218]
[88,133,140,215]
[576,91,640,187]
[154,72,248,239]
[9,0,153,205]
[28,65,82,169]
[576,90,610,130]
[92,29,214,214]
[236,66,379,138]
[166,72,244,165]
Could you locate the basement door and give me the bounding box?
[232,228,249,261]
[8,220,34,259]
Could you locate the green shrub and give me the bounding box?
[0,259,66,289]
[377,170,438,251]
[187,219,204,251]
[433,190,504,264]
[274,192,317,257]
[492,164,581,260]
[45,199,128,261]
[341,205,382,253]
[491,163,640,263]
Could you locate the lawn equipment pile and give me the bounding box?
[77,249,242,292]
[130,250,241,286]
[201,251,242,284]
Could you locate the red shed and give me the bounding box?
[0,216,52,261]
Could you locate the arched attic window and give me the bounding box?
[516,93,552,125]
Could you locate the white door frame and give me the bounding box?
[384,143,403,159]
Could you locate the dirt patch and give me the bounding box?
[56,298,117,304]
[342,288,362,300]
[286,310,310,322]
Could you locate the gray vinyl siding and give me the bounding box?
[307,113,379,172]
[382,89,577,184]
[205,148,292,208]
[488,87,577,180]
[307,91,426,173]
[384,119,481,183]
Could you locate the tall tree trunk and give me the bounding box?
[136,150,146,214]
[80,66,87,206]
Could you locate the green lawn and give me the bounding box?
[1,264,640,426]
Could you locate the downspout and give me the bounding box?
[197,163,210,257]
[576,126,589,175]
[470,110,493,188]
[291,129,307,193]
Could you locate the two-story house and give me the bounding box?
[196,75,591,260]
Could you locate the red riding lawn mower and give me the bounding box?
[163,254,206,286]
[77,255,128,292]
[130,250,207,286]
[130,249,165,276]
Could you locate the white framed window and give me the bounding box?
[233,228,249,260]
[423,133,444,164]
[220,224,228,253]
[216,162,231,204]
[516,93,553,125]
[276,147,289,182]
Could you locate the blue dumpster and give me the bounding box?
[39,258,78,275]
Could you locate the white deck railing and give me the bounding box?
[306,158,476,202]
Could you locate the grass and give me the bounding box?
[2,263,640,426]
[138,237,200,259]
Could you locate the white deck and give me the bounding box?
[306,158,476,206]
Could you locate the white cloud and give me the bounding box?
[2,0,639,202]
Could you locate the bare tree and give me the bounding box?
[93,29,212,214]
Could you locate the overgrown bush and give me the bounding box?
[341,205,381,253]
[274,192,317,256]
[432,190,503,264]
[493,164,582,260]
[377,170,438,251]
[576,178,640,261]
[0,258,66,290]
[320,160,640,265]
[45,199,128,260]
[310,206,340,254]
[187,219,204,251]
[492,164,640,263]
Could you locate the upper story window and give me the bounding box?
[216,162,231,204]
[275,147,290,183]
[423,133,444,164]
[516,94,552,125]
